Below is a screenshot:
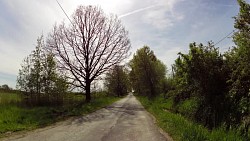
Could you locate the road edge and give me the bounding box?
[134,96,174,141]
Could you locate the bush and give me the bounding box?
[136,95,247,141]
[176,98,199,119]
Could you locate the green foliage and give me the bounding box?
[16,35,68,105]
[104,65,130,97]
[136,96,247,141]
[163,1,250,136]
[175,98,199,119]
[129,46,167,98]
[170,42,229,128]
[225,0,250,134]
[0,92,21,105]
[209,128,245,141]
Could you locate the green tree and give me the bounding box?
[30,36,43,101]
[0,84,11,91]
[164,0,249,137]
[41,53,68,104]
[17,36,68,105]
[17,54,33,95]
[226,0,250,134]
[171,42,229,129]
[129,46,166,98]
[105,65,130,97]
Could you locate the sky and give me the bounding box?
[0,0,247,88]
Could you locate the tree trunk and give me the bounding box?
[85,80,91,103]
[149,79,155,98]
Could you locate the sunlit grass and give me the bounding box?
[136,95,246,141]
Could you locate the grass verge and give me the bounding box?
[0,92,120,138]
[136,95,247,141]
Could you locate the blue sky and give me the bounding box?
[0,0,248,88]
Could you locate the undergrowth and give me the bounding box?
[136,95,247,141]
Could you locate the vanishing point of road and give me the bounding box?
[2,94,172,141]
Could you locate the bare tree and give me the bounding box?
[47,5,131,102]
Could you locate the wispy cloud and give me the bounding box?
[216,4,235,7]
[118,0,184,30]
[142,2,184,30]
[118,4,159,18]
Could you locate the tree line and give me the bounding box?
[0,84,15,92]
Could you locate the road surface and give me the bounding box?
[2,94,172,141]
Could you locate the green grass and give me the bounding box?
[0,92,21,104]
[175,98,199,119]
[0,92,120,137]
[136,95,247,141]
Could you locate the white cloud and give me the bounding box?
[118,4,159,19]
[141,0,184,30]
[0,39,24,74]
[117,0,185,30]
[161,47,182,69]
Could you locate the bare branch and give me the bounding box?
[47,5,130,102]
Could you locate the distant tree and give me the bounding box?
[47,5,131,102]
[129,46,166,98]
[0,84,11,91]
[17,55,32,94]
[105,65,130,97]
[161,77,174,98]
[42,53,57,95]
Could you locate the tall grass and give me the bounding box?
[136,96,247,141]
[0,92,21,105]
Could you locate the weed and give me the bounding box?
[136,96,247,141]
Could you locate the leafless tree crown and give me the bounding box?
[47,5,131,90]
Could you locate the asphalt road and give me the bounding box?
[2,94,172,141]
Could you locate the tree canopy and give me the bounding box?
[129,46,166,98]
[47,5,131,102]
[105,65,130,97]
